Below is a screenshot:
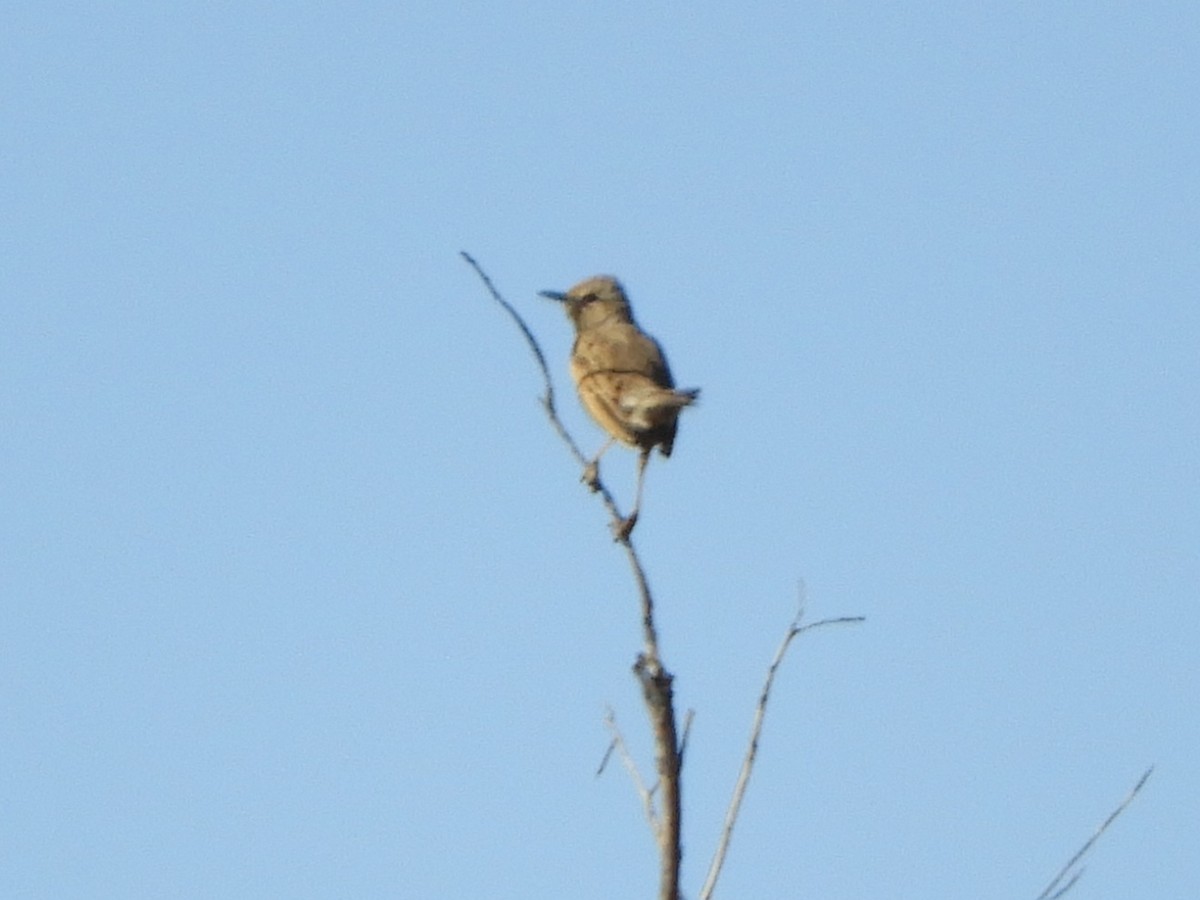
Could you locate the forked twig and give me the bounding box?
[699,610,865,900]
[1036,766,1154,900]
[602,708,660,836]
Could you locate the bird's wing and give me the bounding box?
[599,326,676,388]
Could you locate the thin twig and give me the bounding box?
[698,611,865,900]
[595,738,616,778]
[603,708,660,837]
[678,709,696,769]
[459,252,563,441]
[1036,766,1154,900]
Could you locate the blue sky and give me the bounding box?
[3,3,1196,897]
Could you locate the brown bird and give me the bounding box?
[540,275,698,538]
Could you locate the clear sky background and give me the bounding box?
[3,3,1196,898]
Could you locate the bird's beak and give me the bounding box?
[538,290,567,302]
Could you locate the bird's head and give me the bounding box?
[540,275,634,331]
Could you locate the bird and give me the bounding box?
[540,275,698,538]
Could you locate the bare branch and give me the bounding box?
[1036,766,1154,900]
[634,653,683,900]
[464,253,684,900]
[699,611,865,900]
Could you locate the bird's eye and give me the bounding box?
[581,293,597,304]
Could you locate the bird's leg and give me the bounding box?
[583,437,615,492]
[614,449,651,541]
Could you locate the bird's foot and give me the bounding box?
[582,460,601,492]
[612,511,638,542]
